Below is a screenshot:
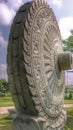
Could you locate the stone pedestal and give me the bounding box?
[13,107,66,130]
[13,113,44,130]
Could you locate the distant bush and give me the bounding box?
[0,92,5,97]
[64,92,73,100]
[65,88,73,93]
[64,95,69,100]
[0,79,9,96]
[5,92,11,97]
[68,92,72,100]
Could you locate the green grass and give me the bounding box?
[0,96,14,107]
[64,99,73,104]
[0,114,12,130]
[65,108,73,130]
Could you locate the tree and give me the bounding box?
[68,92,72,100]
[0,79,9,96]
[62,30,73,52]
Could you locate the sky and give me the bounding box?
[0,0,73,85]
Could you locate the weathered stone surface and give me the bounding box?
[58,51,72,70]
[7,0,73,129]
[13,114,44,130]
[8,109,17,119]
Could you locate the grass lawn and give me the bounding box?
[0,114,12,130]
[64,99,73,104]
[65,108,73,130]
[0,96,14,107]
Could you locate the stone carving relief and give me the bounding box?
[7,0,73,130]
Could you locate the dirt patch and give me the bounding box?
[0,106,15,114]
[64,104,73,108]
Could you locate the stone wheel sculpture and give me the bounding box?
[7,0,72,129]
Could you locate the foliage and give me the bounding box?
[0,79,9,96]
[64,94,73,100]
[62,30,73,51]
[65,88,73,93]
[64,95,69,100]
[64,88,73,100]
[68,92,72,99]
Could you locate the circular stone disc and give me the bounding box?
[7,0,65,119]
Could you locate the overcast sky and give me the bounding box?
[0,0,73,85]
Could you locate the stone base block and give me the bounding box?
[13,109,66,130]
[13,113,45,130]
